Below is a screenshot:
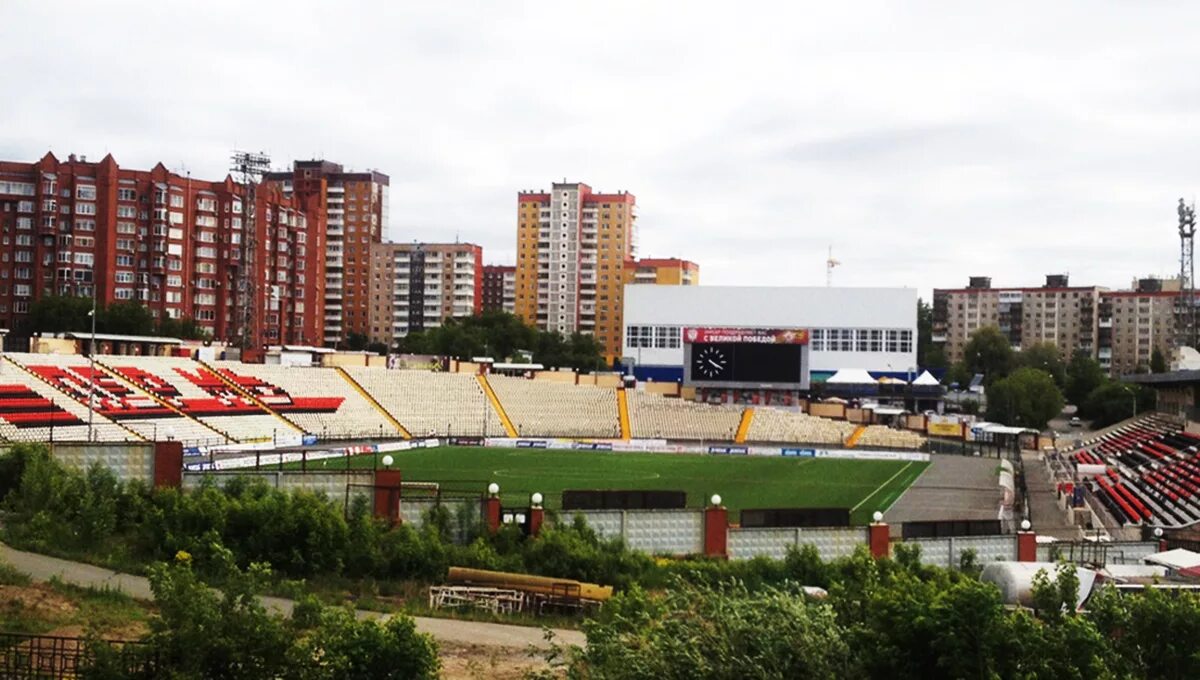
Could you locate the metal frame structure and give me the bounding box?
[1177,198,1196,351]
[229,151,271,351]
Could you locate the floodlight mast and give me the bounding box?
[230,151,271,352]
[1177,199,1197,352]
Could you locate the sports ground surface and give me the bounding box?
[301,446,929,524]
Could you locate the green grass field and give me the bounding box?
[300,447,928,524]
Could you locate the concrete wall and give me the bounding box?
[29,337,78,354]
[728,526,868,561]
[534,371,576,384]
[181,470,373,504]
[643,382,681,396]
[52,442,155,485]
[810,403,846,419]
[909,535,1017,568]
[566,509,704,555]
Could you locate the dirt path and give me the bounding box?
[0,541,585,653]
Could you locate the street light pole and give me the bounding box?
[87,289,97,442]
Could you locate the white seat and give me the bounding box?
[344,367,503,437]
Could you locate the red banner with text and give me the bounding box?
[682,328,809,345]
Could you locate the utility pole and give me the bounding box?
[229,151,271,353]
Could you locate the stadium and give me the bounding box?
[0,290,1005,544]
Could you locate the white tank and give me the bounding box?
[980,561,1098,609]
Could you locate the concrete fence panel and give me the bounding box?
[728,527,870,562]
[624,510,704,555]
[52,442,155,485]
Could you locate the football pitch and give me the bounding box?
[302,446,929,524]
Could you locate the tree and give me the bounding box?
[985,367,1064,430]
[346,333,369,352]
[962,326,1014,385]
[1016,342,1066,390]
[1080,383,1156,429]
[24,295,93,334]
[158,316,209,341]
[1065,349,1107,407]
[944,361,972,388]
[1151,347,1168,373]
[99,301,155,336]
[916,298,949,370]
[89,553,440,680]
[571,580,852,678]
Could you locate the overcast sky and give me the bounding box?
[3,1,1199,297]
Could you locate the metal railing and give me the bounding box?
[0,632,154,679]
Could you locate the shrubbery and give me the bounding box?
[82,549,439,680]
[563,555,1200,680]
[0,444,659,588]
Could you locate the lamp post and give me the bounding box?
[1123,384,1137,421]
[87,289,97,442]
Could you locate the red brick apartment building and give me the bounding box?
[263,161,389,347]
[0,152,326,347]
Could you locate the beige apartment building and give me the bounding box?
[934,274,1185,376]
[932,275,1101,364]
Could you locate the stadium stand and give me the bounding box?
[210,361,400,438]
[342,367,504,437]
[97,356,289,442]
[626,390,743,440]
[6,353,225,444]
[857,425,926,450]
[0,358,137,442]
[488,375,620,438]
[1068,415,1200,528]
[746,407,857,445]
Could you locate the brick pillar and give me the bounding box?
[1017,530,1037,562]
[152,441,183,489]
[373,469,402,525]
[704,505,729,559]
[868,521,890,559]
[483,496,502,533]
[528,506,545,536]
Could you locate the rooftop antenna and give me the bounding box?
[825,246,841,287]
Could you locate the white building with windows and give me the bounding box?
[622,285,918,382]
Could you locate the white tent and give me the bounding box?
[912,370,940,386]
[825,368,877,384]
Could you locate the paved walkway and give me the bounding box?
[1021,450,1080,540]
[0,542,584,650]
[884,455,1002,535]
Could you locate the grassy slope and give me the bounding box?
[295,446,928,524]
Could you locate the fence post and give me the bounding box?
[373,468,402,526]
[704,495,729,559]
[1017,520,1037,562]
[483,483,502,533]
[153,441,183,489]
[529,492,545,537]
[869,511,890,559]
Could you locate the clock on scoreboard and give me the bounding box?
[682,327,810,389]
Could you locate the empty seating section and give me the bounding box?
[746,408,857,445]
[489,375,619,438]
[1068,415,1200,528]
[857,425,926,450]
[212,362,396,437]
[6,353,222,445]
[98,356,283,442]
[0,359,134,442]
[627,391,743,440]
[343,368,503,437]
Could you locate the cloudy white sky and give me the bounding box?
[3,1,1199,297]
